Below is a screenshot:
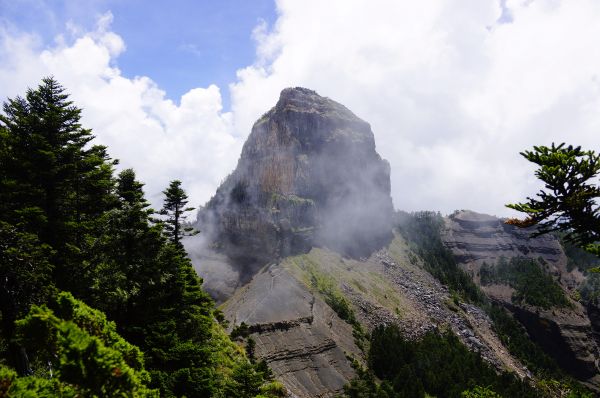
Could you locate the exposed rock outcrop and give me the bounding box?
[186,90,600,396]
[198,88,393,273]
[220,235,532,397]
[222,265,361,398]
[441,210,600,388]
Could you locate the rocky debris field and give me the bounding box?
[347,248,529,377]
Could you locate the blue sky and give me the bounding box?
[0,0,276,108]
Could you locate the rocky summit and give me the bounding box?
[199,88,393,270]
[186,90,600,397]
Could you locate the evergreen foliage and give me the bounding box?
[480,257,571,309]
[506,143,600,257]
[0,77,116,297]
[160,180,197,248]
[390,210,590,396]
[560,238,600,302]
[460,386,501,398]
[6,291,158,397]
[346,324,538,398]
[0,221,54,373]
[485,304,561,377]
[0,78,273,397]
[395,211,483,303]
[561,237,600,273]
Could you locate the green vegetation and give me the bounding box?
[307,264,368,349]
[395,211,484,303]
[506,143,600,257]
[344,325,537,398]
[159,179,197,249]
[390,210,591,396]
[460,386,501,398]
[559,238,600,303]
[286,253,368,348]
[486,304,561,376]
[480,257,571,309]
[2,292,158,396]
[0,78,276,397]
[561,237,600,273]
[344,324,591,398]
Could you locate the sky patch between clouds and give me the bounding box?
[1,0,600,216]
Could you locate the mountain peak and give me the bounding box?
[200,88,393,271]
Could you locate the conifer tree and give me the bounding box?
[0,77,116,296]
[160,180,196,248]
[0,222,54,374]
[89,170,221,396]
[0,78,273,398]
[3,292,158,397]
[507,143,600,256]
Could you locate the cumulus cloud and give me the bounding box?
[2,2,600,217]
[0,12,240,209]
[230,0,600,216]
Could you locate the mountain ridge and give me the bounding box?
[186,89,600,397]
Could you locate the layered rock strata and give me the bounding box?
[441,210,600,388]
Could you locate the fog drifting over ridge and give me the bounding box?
[1,1,600,216]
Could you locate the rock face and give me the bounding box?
[199,88,393,272]
[186,90,600,396]
[220,236,532,397]
[223,265,361,397]
[441,210,600,388]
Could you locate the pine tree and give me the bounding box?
[0,77,116,296]
[160,180,197,248]
[507,143,600,256]
[89,170,222,397]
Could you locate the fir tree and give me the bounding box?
[0,77,116,296]
[160,180,197,248]
[507,143,600,256]
[0,222,54,374]
[0,78,273,398]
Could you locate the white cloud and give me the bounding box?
[2,2,600,217]
[229,0,600,216]
[0,12,240,210]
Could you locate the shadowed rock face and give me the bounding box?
[442,210,600,389]
[200,88,393,271]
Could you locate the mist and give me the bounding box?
[186,87,396,299]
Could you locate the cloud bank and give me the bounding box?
[2,1,600,216]
[0,13,239,208]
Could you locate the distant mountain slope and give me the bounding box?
[217,233,533,397]
[442,210,600,389]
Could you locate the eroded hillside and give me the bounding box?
[214,233,538,397]
[185,88,599,397]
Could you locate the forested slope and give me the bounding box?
[0,78,282,397]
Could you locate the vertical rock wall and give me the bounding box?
[199,88,394,270]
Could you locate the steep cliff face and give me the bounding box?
[441,210,600,388]
[199,88,393,269]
